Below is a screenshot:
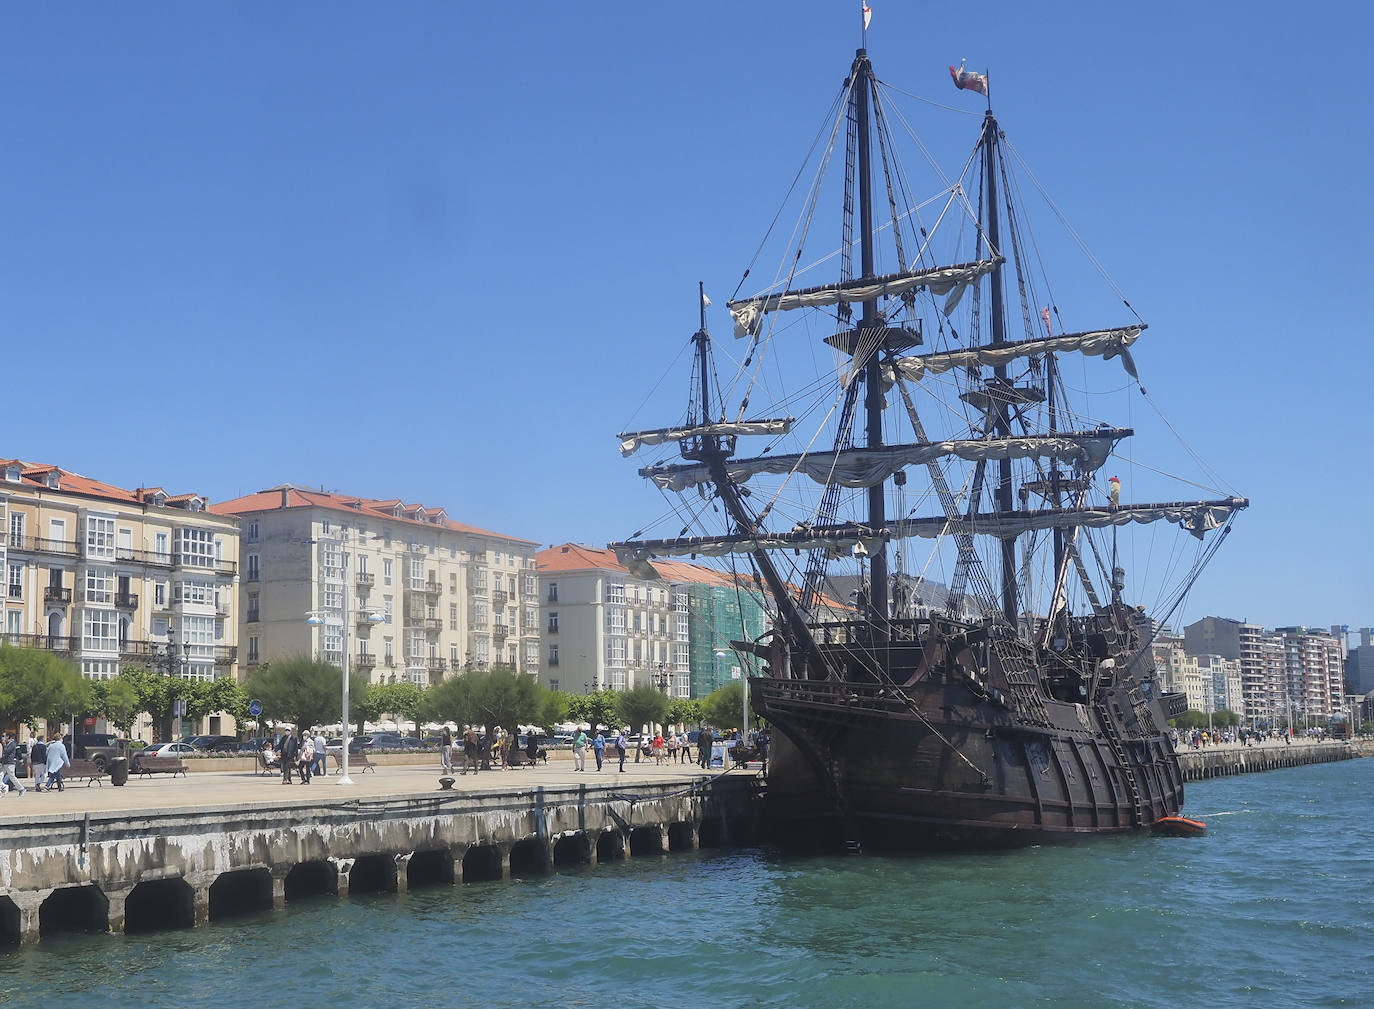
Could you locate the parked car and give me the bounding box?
[364,732,404,750]
[130,741,196,773]
[188,734,237,751]
[62,733,129,772]
[210,740,254,754]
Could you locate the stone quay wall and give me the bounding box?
[0,777,757,947]
[1175,740,1357,781]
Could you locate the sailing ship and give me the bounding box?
[612,30,1246,851]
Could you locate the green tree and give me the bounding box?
[701,681,748,731]
[0,643,88,732]
[372,681,424,736]
[242,656,343,731]
[345,670,374,739]
[120,665,206,743]
[420,673,476,727]
[583,689,622,732]
[88,676,141,738]
[538,689,571,732]
[667,697,702,728]
[450,668,545,734]
[619,685,669,736]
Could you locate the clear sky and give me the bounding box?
[2,2,1369,633]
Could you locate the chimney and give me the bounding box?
[280,487,289,509]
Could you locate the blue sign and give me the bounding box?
[248,699,263,718]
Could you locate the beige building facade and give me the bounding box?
[212,486,539,686]
[1,457,240,698]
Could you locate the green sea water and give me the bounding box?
[2,758,1369,1008]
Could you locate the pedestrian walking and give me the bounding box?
[0,731,26,796]
[678,731,690,763]
[615,729,627,772]
[666,732,679,763]
[44,733,71,792]
[279,730,299,784]
[440,725,454,774]
[29,735,48,792]
[297,735,314,784]
[592,729,606,771]
[462,726,480,774]
[313,729,328,777]
[572,728,588,772]
[697,727,713,769]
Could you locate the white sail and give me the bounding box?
[618,418,793,457]
[727,260,1000,339]
[887,325,1145,382]
[642,431,1125,492]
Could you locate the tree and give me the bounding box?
[243,656,343,731]
[701,681,747,731]
[619,685,669,736]
[667,697,702,727]
[120,665,207,743]
[88,676,141,738]
[538,689,571,732]
[420,673,477,727]
[371,681,424,735]
[582,689,622,732]
[429,668,544,735]
[0,643,88,732]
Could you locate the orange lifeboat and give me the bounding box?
[1152,816,1207,836]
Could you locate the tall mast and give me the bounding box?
[982,109,1017,625]
[855,49,888,634]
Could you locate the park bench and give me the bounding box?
[507,746,548,769]
[338,751,375,773]
[64,759,108,786]
[256,750,280,777]
[135,756,188,778]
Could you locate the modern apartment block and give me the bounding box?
[0,458,240,689]
[1275,626,1346,723]
[212,486,539,685]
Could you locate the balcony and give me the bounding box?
[469,617,488,632]
[9,536,79,558]
[0,632,78,655]
[355,652,377,670]
[422,617,442,633]
[44,586,72,606]
[115,591,139,609]
[356,571,375,589]
[173,554,238,576]
[212,645,237,665]
[427,657,447,673]
[114,546,175,568]
[491,589,508,609]
[492,624,508,642]
[424,579,441,598]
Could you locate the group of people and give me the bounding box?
[569,727,697,773]
[0,729,71,795]
[262,729,328,785]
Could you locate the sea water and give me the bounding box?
[2,758,1369,1007]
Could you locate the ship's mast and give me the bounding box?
[855,49,889,636]
[982,109,1018,625]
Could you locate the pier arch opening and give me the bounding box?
[407,849,453,889]
[697,816,727,848]
[462,844,504,884]
[509,837,550,878]
[126,877,194,934]
[39,885,108,939]
[629,825,665,857]
[348,854,397,894]
[553,832,592,868]
[595,829,626,863]
[209,869,273,921]
[284,860,337,902]
[0,896,20,948]
[667,822,696,852]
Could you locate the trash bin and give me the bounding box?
[109,756,129,786]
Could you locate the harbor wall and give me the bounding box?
[0,777,757,947]
[1175,741,1356,781]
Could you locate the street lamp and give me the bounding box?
[307,527,384,786]
[154,630,189,741]
[654,661,669,693]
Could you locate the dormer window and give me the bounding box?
[45,471,60,490]
[394,505,403,518]
[188,497,204,512]
[152,491,167,507]
[4,465,20,483]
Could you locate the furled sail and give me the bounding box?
[727,260,1001,339]
[612,497,1248,564]
[640,429,1129,492]
[887,325,1145,383]
[618,418,794,457]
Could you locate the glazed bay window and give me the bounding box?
[178,527,214,568]
[322,628,343,663]
[323,584,343,611]
[85,515,116,559]
[606,581,625,604]
[174,578,214,605]
[409,556,425,590]
[82,609,119,651]
[85,566,114,605]
[605,606,625,633]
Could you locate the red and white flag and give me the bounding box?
[949,62,989,96]
[862,4,872,29]
[1040,306,1052,336]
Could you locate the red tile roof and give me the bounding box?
[210,485,538,545]
[0,457,215,510]
[536,543,754,589]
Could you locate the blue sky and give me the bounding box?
[2,2,1369,632]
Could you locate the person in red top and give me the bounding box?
[651,732,666,765]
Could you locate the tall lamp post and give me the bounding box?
[154,630,189,742]
[307,527,383,786]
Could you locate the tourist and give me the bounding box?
[0,731,25,796]
[29,734,47,792]
[615,728,627,772]
[313,729,328,777]
[652,731,666,765]
[297,735,314,784]
[678,731,690,764]
[44,733,70,792]
[463,726,479,774]
[279,729,299,784]
[697,727,713,769]
[572,727,588,771]
[666,732,679,763]
[757,728,771,773]
[440,725,454,774]
[592,728,606,771]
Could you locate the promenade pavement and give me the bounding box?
[0,754,732,821]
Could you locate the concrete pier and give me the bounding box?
[0,769,756,947]
[1175,739,1358,781]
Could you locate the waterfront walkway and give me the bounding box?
[0,756,729,821]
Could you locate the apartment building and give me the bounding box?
[1275,626,1346,723]
[0,458,239,687]
[212,486,539,685]
[1184,616,1285,725]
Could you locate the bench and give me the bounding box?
[49,759,108,787]
[135,756,188,778]
[507,747,548,768]
[256,750,280,777]
[338,751,375,773]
